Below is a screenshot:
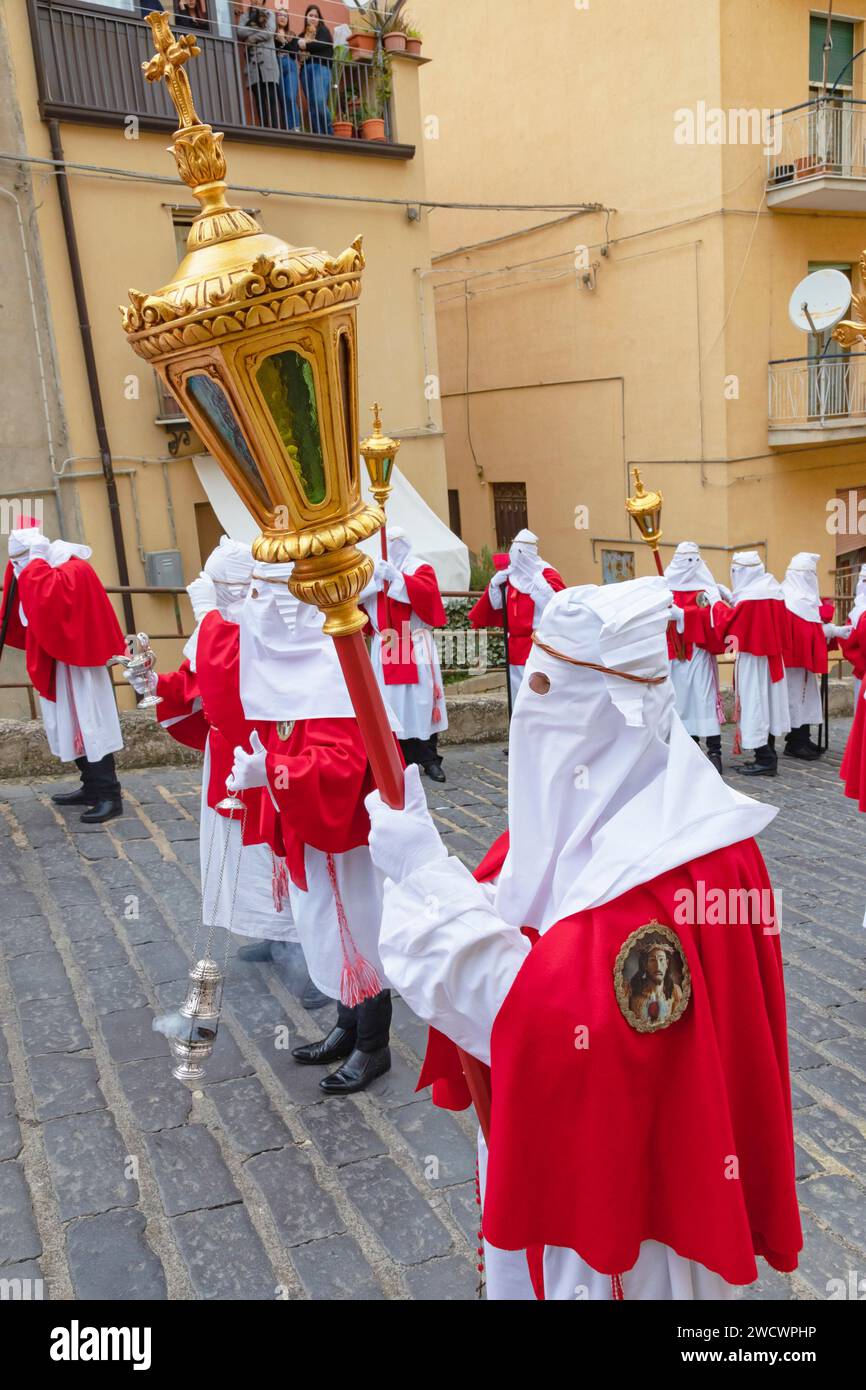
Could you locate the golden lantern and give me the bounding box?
[360,403,401,512]
[625,467,664,575]
[121,14,383,639]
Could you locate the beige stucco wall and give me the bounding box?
[0,5,446,714]
[414,0,866,597]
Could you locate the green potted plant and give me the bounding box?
[405,24,422,56]
[348,5,376,53]
[359,96,386,141]
[329,42,355,138]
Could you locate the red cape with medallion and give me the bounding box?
[419,833,801,1285]
[1,557,125,700]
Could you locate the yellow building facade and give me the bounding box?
[413,0,866,603]
[0,0,446,715]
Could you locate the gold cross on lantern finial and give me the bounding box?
[142,12,203,131]
[370,402,383,435]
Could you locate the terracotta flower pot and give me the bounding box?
[406,38,422,55]
[332,120,354,139]
[384,32,406,52]
[360,117,387,142]
[349,33,376,53]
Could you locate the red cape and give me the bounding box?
[784,611,828,675]
[5,557,125,701]
[668,591,730,661]
[840,679,866,813]
[376,563,446,686]
[839,610,866,681]
[483,839,801,1284]
[265,718,404,891]
[470,563,565,665]
[0,562,27,651]
[718,598,789,682]
[156,662,208,752]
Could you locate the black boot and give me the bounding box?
[784,725,820,761]
[425,762,446,783]
[738,741,778,777]
[706,736,723,775]
[52,786,96,806]
[292,1026,356,1066]
[236,939,276,963]
[319,1045,391,1096]
[80,799,123,824]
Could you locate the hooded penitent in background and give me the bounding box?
[664,541,729,772]
[781,552,847,761]
[717,552,791,778]
[132,538,307,983]
[229,564,402,1096]
[366,577,801,1300]
[0,526,126,822]
[469,530,565,703]
[839,562,866,704]
[360,526,449,783]
[840,565,866,864]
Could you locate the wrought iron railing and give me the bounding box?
[28,0,397,145]
[767,97,866,186]
[768,353,866,426]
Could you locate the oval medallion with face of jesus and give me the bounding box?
[613,921,691,1033]
[695,590,710,608]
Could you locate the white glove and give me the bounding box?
[187,572,219,623]
[670,604,686,634]
[718,584,733,604]
[365,763,449,884]
[29,535,51,562]
[490,568,510,591]
[123,664,152,696]
[227,730,268,792]
[374,558,400,587]
[825,622,852,641]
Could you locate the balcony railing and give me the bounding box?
[767,98,866,207]
[27,0,407,154]
[768,353,866,428]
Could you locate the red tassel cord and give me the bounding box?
[475,1155,485,1300]
[731,658,743,757]
[611,1272,625,1300]
[325,851,384,1007]
[271,852,289,913]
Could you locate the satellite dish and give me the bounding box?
[788,269,852,335]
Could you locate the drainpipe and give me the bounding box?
[47,120,135,634]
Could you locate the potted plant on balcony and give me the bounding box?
[405,24,423,56]
[348,2,408,55]
[359,96,387,141]
[348,6,377,53]
[329,41,355,138]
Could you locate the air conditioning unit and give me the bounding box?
[144,550,184,589]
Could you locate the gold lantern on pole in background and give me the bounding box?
[625,467,665,576]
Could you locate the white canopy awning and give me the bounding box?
[192,454,470,592]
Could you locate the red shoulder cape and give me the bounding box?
[469,568,565,665]
[157,661,208,752]
[668,591,730,660]
[840,682,866,813]
[718,598,789,682]
[839,611,866,681]
[376,563,447,686]
[784,611,828,675]
[13,557,125,700]
[484,839,801,1284]
[0,562,27,652]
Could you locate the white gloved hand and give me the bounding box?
[28,535,51,563]
[227,730,269,792]
[490,568,510,591]
[670,604,686,634]
[187,572,219,623]
[718,584,733,604]
[123,664,152,696]
[826,622,852,641]
[365,763,449,884]
[374,558,400,587]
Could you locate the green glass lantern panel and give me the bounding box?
[186,373,269,507]
[256,350,327,506]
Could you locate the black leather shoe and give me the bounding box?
[737,760,777,777]
[425,763,447,783]
[784,744,820,761]
[292,1026,356,1066]
[236,940,275,963]
[301,980,333,1011]
[707,751,723,775]
[319,1046,391,1096]
[79,799,123,824]
[52,787,95,806]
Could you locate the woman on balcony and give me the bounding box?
[274,9,302,132]
[297,5,334,136]
[238,5,281,129]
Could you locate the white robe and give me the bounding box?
[669,647,721,738]
[735,653,791,748]
[489,570,557,702]
[785,668,823,728]
[288,844,385,1003]
[39,663,123,764]
[199,741,296,943]
[379,855,733,1301]
[362,571,448,741]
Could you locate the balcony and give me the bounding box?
[767,99,866,210]
[26,0,413,158]
[768,353,866,446]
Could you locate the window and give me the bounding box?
[448,489,462,539]
[602,550,635,584]
[809,16,856,91]
[492,482,528,551]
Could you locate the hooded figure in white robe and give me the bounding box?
[664,541,727,769]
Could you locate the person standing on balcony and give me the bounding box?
[274,8,301,131]
[0,526,126,823]
[238,5,281,128]
[469,531,565,704]
[359,526,450,784]
[174,0,211,32]
[663,541,729,775]
[297,5,334,136]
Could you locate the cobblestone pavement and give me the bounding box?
[0,725,864,1302]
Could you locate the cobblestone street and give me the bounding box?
[0,727,864,1301]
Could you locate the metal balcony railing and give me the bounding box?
[27,0,399,148]
[768,353,866,427]
[768,98,866,185]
